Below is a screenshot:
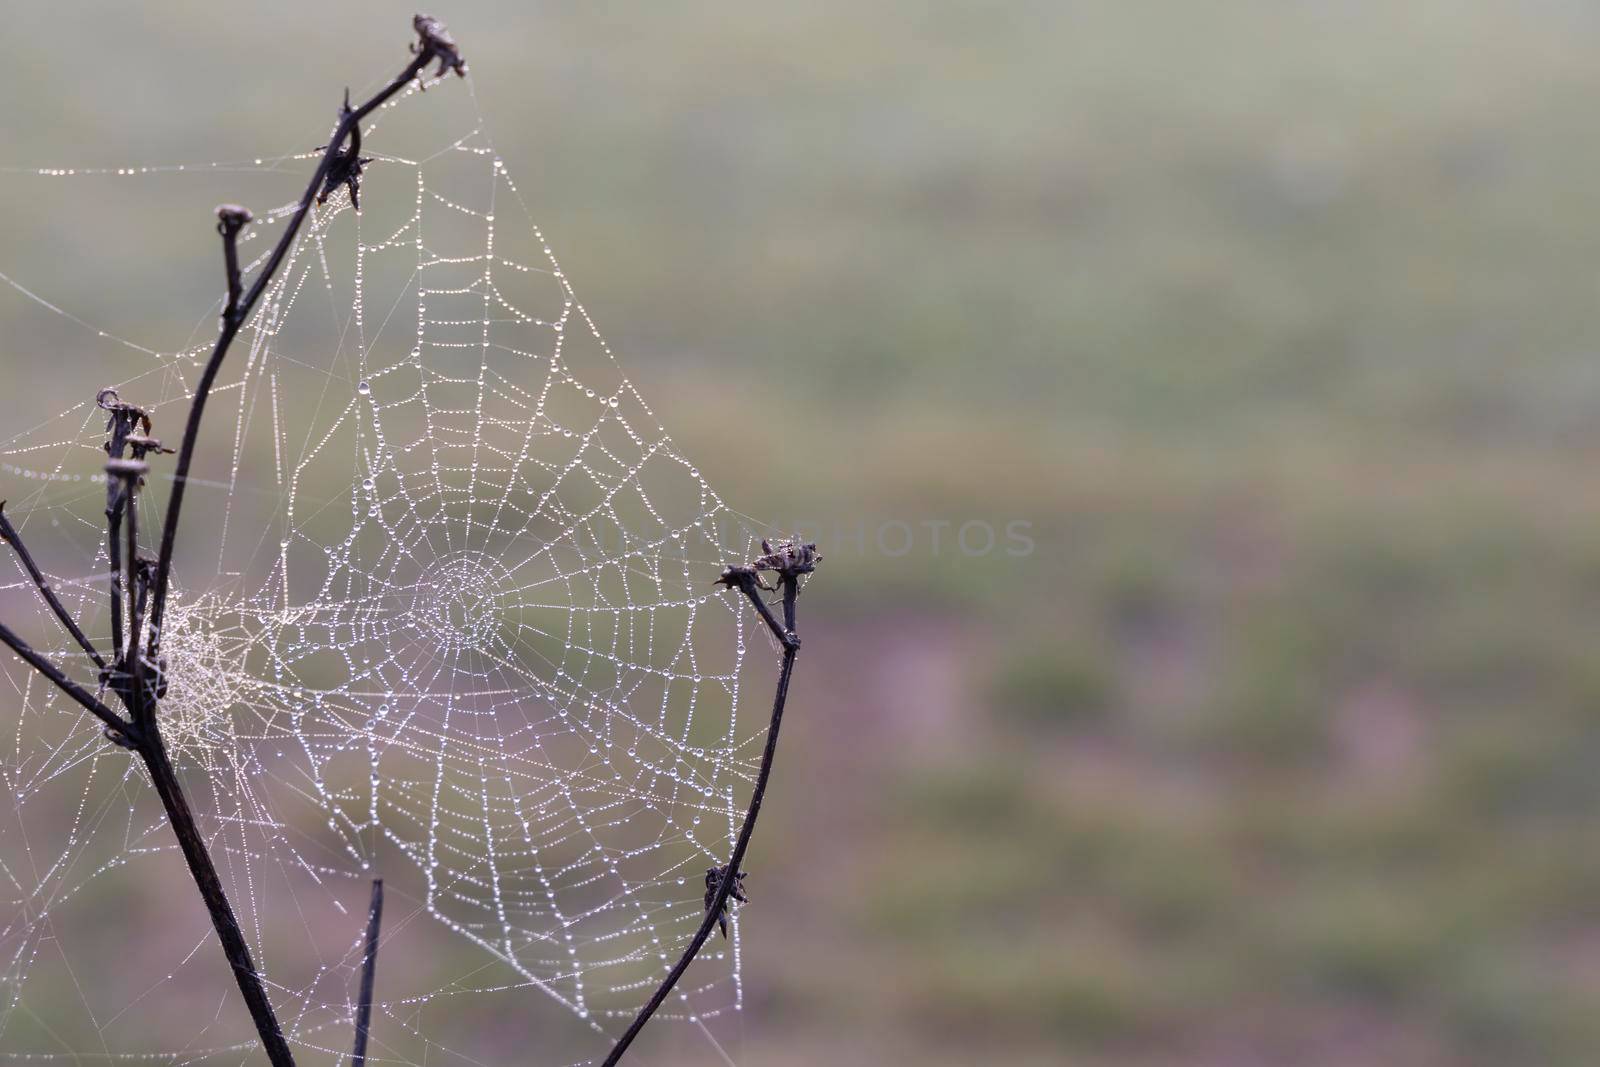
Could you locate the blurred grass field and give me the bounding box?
[7,1,1600,1064]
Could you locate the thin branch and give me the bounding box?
[105,481,125,664]
[0,620,134,740]
[217,205,251,317]
[98,389,142,664]
[603,542,818,1066]
[145,21,464,662]
[0,502,105,669]
[105,458,149,726]
[351,879,384,1067]
[781,564,799,634]
[125,35,453,1067]
[122,465,139,685]
[116,446,290,1064]
[603,621,795,1064]
[135,729,295,1066]
[0,19,470,1067]
[713,565,796,651]
[129,20,464,1065]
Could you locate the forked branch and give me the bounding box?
[127,21,463,1066]
[602,540,820,1066]
[0,621,132,739]
[0,16,467,1067]
[144,13,466,674]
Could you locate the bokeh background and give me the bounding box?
[6,2,1600,1064]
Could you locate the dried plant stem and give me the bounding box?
[0,17,468,1067]
[0,622,130,737]
[603,548,815,1066]
[0,506,106,669]
[143,46,438,662]
[352,879,384,1067]
[121,40,444,1064]
[139,729,296,1065]
[106,486,125,662]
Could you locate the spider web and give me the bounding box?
[0,63,773,1065]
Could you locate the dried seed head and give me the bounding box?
[413,14,467,78]
[215,204,253,233]
[752,538,822,579]
[713,564,771,594]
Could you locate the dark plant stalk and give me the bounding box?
[0,18,467,1067]
[106,479,126,662]
[602,545,815,1066]
[137,727,294,1066]
[741,582,793,649]
[118,465,148,724]
[143,42,443,667]
[0,621,132,738]
[117,35,450,1063]
[602,630,795,1064]
[351,879,384,1067]
[0,504,105,669]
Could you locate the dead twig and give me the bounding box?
[0,502,106,670]
[351,879,384,1067]
[0,16,467,1067]
[602,539,820,1065]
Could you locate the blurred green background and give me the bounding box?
[7,1,1600,1064]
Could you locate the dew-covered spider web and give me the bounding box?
[0,61,779,1066]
